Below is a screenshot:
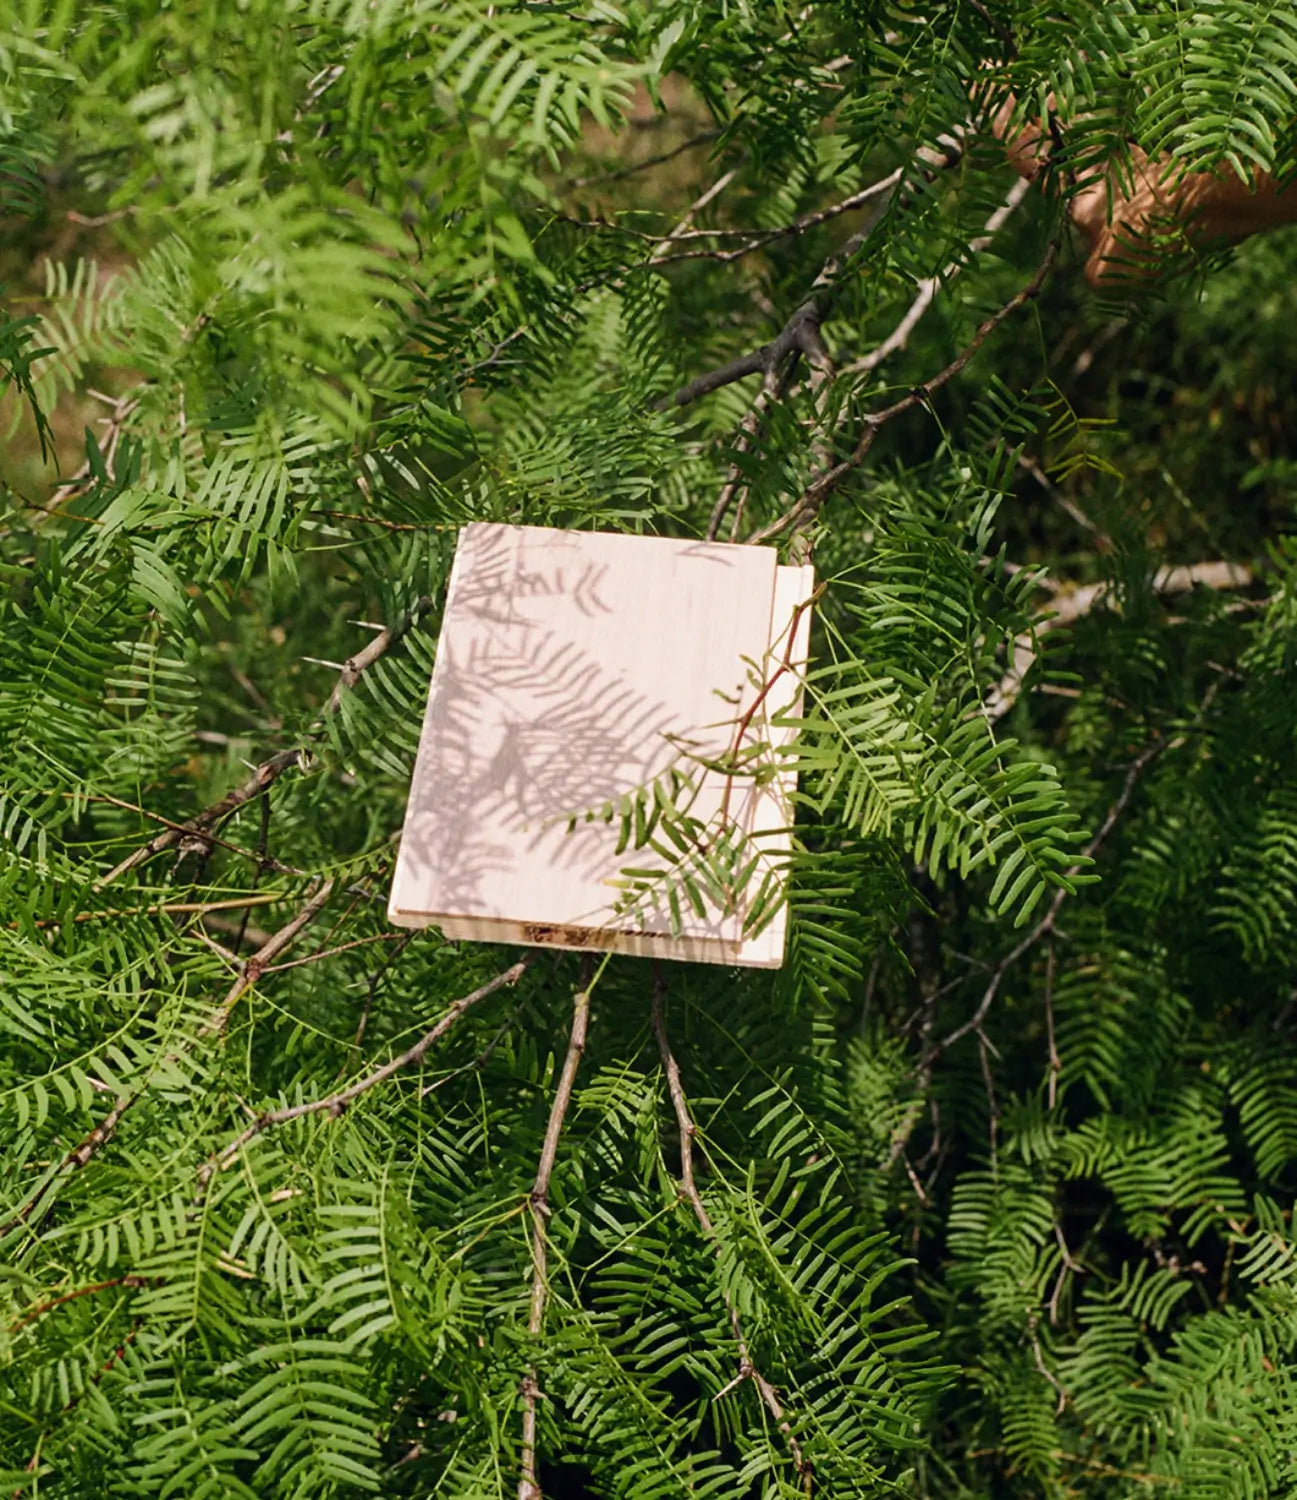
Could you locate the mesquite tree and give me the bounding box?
[3,3,1297,1497]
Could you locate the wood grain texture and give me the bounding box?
[388,524,813,967]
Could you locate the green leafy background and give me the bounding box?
[3,2,1297,1496]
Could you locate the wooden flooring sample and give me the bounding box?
[388,523,813,966]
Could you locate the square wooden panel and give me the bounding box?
[388,523,814,966]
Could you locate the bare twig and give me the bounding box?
[12,892,285,932]
[660,135,968,421]
[696,161,928,539]
[647,169,739,265]
[235,789,273,950]
[884,724,1188,1175]
[931,735,1167,1060]
[99,595,434,885]
[661,167,907,416]
[352,931,415,1054]
[1016,452,1109,544]
[519,966,596,1500]
[202,911,274,950]
[2,881,348,1238]
[648,173,905,267]
[199,957,532,1189]
[967,0,1018,57]
[1,1091,142,1239]
[652,982,811,1489]
[79,791,304,878]
[704,363,784,541]
[1044,939,1060,1110]
[258,932,405,974]
[978,1028,1000,1165]
[717,584,825,822]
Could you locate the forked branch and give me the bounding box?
[749,233,1062,545]
[651,982,811,1490]
[202,879,336,1036]
[1,880,343,1238]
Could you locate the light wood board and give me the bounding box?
[388,523,814,966]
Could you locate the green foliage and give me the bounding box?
[3,2,1297,1497]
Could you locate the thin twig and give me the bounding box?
[967,0,1018,57]
[932,735,1167,1060]
[2,881,345,1238]
[99,595,434,886]
[257,932,406,974]
[718,585,825,823]
[1044,939,1060,1110]
[235,789,273,950]
[1,1092,142,1238]
[1016,453,1109,545]
[647,169,739,265]
[199,957,532,1189]
[202,911,274,950]
[352,931,415,1055]
[884,725,1184,1175]
[660,134,966,420]
[76,791,305,877]
[568,128,722,189]
[651,981,811,1489]
[705,362,783,541]
[202,879,336,1037]
[12,892,285,932]
[661,169,906,416]
[648,174,904,267]
[9,1275,150,1335]
[519,964,596,1500]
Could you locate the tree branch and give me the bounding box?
[99,594,434,886]
[568,127,722,190]
[646,168,739,264]
[199,956,532,1189]
[1,879,344,1238]
[659,135,968,418]
[929,734,1168,1060]
[659,168,906,414]
[985,560,1252,721]
[519,967,596,1500]
[709,167,1027,541]
[648,173,904,266]
[841,175,1032,378]
[202,878,336,1037]
[9,1275,150,1335]
[651,982,811,1490]
[883,722,1191,1174]
[747,233,1062,545]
